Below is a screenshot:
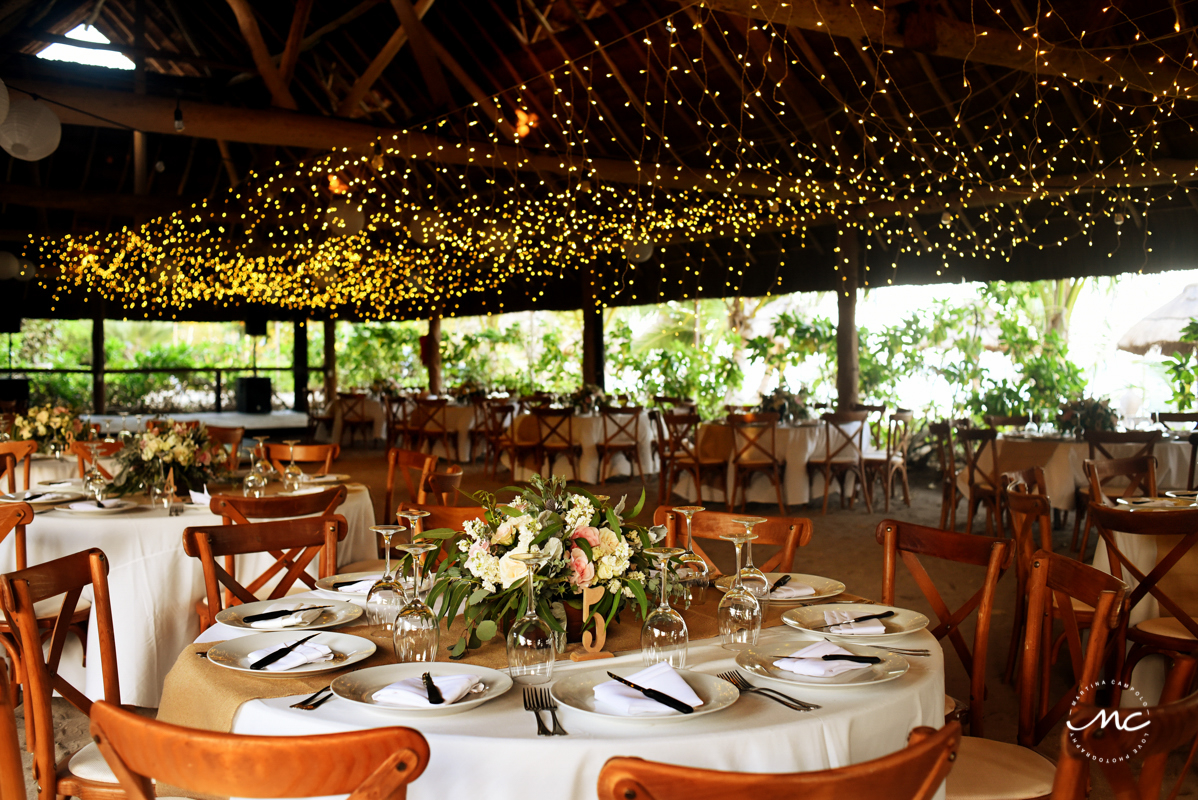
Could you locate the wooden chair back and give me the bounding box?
[599,405,642,447]
[182,516,348,617]
[984,414,1032,430]
[88,700,429,800]
[0,661,21,800]
[384,448,438,524]
[958,427,999,491]
[533,406,575,448]
[265,442,339,476]
[483,401,514,440]
[1153,411,1198,431]
[337,392,370,422]
[597,722,961,800]
[403,503,487,535]
[210,486,348,525]
[416,465,464,505]
[0,548,118,795]
[653,395,696,413]
[1018,551,1127,748]
[1085,429,1161,462]
[928,421,959,528]
[0,502,39,573]
[1005,488,1053,573]
[1084,455,1158,505]
[0,439,35,492]
[206,425,245,472]
[885,410,915,462]
[819,411,868,464]
[382,394,411,449]
[875,519,1012,736]
[1051,690,1198,800]
[728,413,781,466]
[654,507,811,574]
[852,402,888,446]
[413,398,449,437]
[1088,504,1198,641]
[1001,465,1048,497]
[662,413,702,463]
[69,439,123,479]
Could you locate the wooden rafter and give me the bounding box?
[8,31,247,72]
[224,0,297,109]
[390,0,451,108]
[334,0,436,118]
[278,0,314,87]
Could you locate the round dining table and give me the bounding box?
[507,410,656,485]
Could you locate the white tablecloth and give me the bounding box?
[507,411,656,485]
[0,485,377,707]
[329,397,476,461]
[205,610,944,800]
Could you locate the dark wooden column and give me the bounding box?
[582,303,605,390]
[91,315,106,414]
[835,225,860,410]
[293,319,309,412]
[426,316,443,394]
[323,319,337,399]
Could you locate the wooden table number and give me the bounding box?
[569,585,614,662]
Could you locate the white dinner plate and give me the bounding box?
[315,571,386,596]
[35,478,84,490]
[214,599,363,631]
[1165,490,1198,499]
[205,631,375,677]
[550,666,738,724]
[306,474,351,484]
[331,662,512,717]
[714,573,845,604]
[735,641,908,688]
[59,499,141,515]
[781,603,929,644]
[0,490,87,511]
[1117,497,1194,509]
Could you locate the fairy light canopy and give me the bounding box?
[4,0,1198,322]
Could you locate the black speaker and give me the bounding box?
[0,378,28,409]
[235,377,272,414]
[245,319,268,337]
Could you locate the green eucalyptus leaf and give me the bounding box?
[476,619,498,640]
[630,487,646,518]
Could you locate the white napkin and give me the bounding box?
[593,662,704,716]
[247,603,324,629]
[189,488,212,506]
[774,641,873,677]
[284,487,324,496]
[822,609,887,635]
[68,499,125,511]
[772,583,815,599]
[245,640,334,672]
[335,576,383,593]
[372,674,480,708]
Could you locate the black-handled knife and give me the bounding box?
[770,575,792,592]
[331,577,381,589]
[241,606,331,623]
[811,610,895,630]
[422,672,445,704]
[821,654,883,664]
[249,634,320,670]
[607,672,693,714]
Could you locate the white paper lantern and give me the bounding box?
[622,241,654,263]
[0,79,8,127]
[16,258,35,281]
[0,252,19,280]
[0,98,61,161]
[323,203,364,236]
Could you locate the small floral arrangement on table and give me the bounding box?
[11,405,83,452]
[370,377,402,397]
[451,378,488,404]
[422,475,661,658]
[109,419,228,496]
[569,383,606,414]
[1056,396,1119,437]
[756,386,812,423]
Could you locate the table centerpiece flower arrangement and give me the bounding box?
[451,378,488,405]
[421,474,662,658]
[11,405,84,453]
[109,419,228,496]
[1056,396,1119,438]
[757,386,813,424]
[569,383,606,414]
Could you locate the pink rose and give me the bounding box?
[568,547,595,588]
[467,540,490,559]
[572,526,600,548]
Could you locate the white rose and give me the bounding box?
[597,528,620,555]
[542,537,563,562]
[35,410,48,424]
[498,553,526,589]
[492,520,516,547]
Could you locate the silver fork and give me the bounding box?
[532,687,567,735]
[290,686,333,710]
[522,687,550,736]
[718,671,820,711]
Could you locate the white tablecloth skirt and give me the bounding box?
[507,412,656,485]
[329,398,476,461]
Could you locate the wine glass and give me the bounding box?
[103,419,115,444]
[717,529,762,649]
[48,439,64,460]
[641,547,689,667]
[282,439,303,492]
[118,412,131,442]
[134,414,143,435]
[251,436,272,473]
[391,539,440,662]
[672,505,709,607]
[732,516,770,611]
[395,509,431,593]
[505,551,555,684]
[82,442,107,504]
[365,525,407,640]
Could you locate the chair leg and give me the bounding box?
[900,467,911,507]
[1003,590,1026,684]
[821,467,831,515]
[1076,517,1096,559]
[1140,655,1198,795]
[773,467,786,515]
[939,488,950,529]
[633,447,646,484]
[859,468,872,514]
[965,492,978,533]
[1070,503,1086,552]
[726,468,737,512]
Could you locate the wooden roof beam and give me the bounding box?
[278,0,314,87]
[334,0,436,118]
[224,0,297,109]
[690,0,1198,98]
[389,0,451,108]
[8,31,249,72]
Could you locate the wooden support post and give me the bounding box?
[425,316,442,394]
[835,226,860,410]
[293,319,309,412]
[92,316,106,414]
[582,303,605,390]
[323,319,337,400]
[132,0,148,212]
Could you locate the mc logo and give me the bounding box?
[1067,680,1152,764]
[1066,708,1151,733]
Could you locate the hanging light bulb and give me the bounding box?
[173,97,184,132]
[1113,213,1125,226]
[940,211,953,226]
[370,142,385,170]
[0,97,61,161]
[622,240,654,263]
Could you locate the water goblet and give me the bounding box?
[118,412,131,442]
[103,419,115,444]
[505,551,555,684]
[392,539,440,662]
[717,530,762,650]
[251,436,272,471]
[365,525,407,640]
[281,439,303,492]
[395,509,431,594]
[242,467,267,498]
[641,547,689,668]
[48,439,64,460]
[82,443,107,503]
[672,505,709,607]
[732,516,770,611]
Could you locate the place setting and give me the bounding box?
[214,599,364,632]
[203,631,376,678]
[0,488,86,511]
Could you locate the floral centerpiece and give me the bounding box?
[423,475,660,658]
[369,377,402,397]
[756,386,812,423]
[569,383,606,414]
[1057,396,1118,438]
[451,378,488,404]
[11,405,83,452]
[109,419,228,496]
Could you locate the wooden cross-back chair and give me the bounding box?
[69,439,123,480]
[182,516,348,630]
[307,388,336,438]
[413,398,458,462]
[648,411,678,505]
[0,439,36,493]
[1089,504,1198,708]
[206,425,245,472]
[727,412,786,514]
[653,395,696,413]
[929,421,962,530]
[958,427,1001,534]
[532,406,581,478]
[852,402,888,451]
[480,402,516,479]
[596,405,646,485]
[337,391,374,446]
[807,411,871,515]
[865,410,915,513]
[983,413,1033,430]
[89,700,429,800]
[384,448,437,525]
[876,519,1011,737]
[654,507,811,577]
[945,551,1127,800]
[265,442,339,476]
[0,548,122,800]
[402,502,486,569]
[0,661,22,800]
[1051,689,1198,800]
[661,413,725,507]
[416,464,463,506]
[1074,455,1158,557]
[382,394,411,451]
[597,722,962,800]
[1070,430,1162,552]
[1000,473,1058,684]
[1153,411,1198,430]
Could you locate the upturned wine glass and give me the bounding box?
[672,505,709,607]
[717,529,762,649]
[281,439,303,492]
[118,412,131,442]
[641,547,689,667]
[391,539,440,662]
[395,508,431,594]
[506,551,555,684]
[365,524,407,640]
[732,516,770,611]
[82,442,107,503]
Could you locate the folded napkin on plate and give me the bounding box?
[189,488,212,506]
[68,499,124,511]
[593,662,704,716]
[335,576,383,593]
[821,608,886,635]
[247,603,325,629]
[245,640,334,672]
[772,583,815,599]
[774,641,873,677]
[372,674,480,708]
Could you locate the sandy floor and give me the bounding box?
[14,447,1197,798]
